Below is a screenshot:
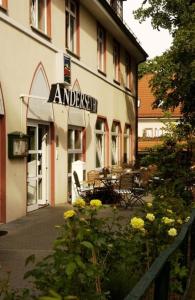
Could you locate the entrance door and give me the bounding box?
[27,124,49,212]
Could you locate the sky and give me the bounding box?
[123,0,173,59]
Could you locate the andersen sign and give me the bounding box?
[48,83,98,113]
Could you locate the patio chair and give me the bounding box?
[111,165,123,176]
[73,171,94,202]
[114,173,145,208]
[87,170,101,188]
[73,171,107,203]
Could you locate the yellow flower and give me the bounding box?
[168,228,177,237]
[167,209,173,214]
[90,199,102,207]
[146,213,155,222]
[146,202,153,208]
[74,198,86,208]
[185,216,190,223]
[162,217,175,224]
[177,218,183,225]
[64,210,76,219]
[130,217,145,229]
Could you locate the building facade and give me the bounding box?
[0,0,147,223]
[138,73,181,153]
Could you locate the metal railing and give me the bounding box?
[123,208,195,300]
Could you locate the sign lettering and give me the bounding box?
[48,84,98,113]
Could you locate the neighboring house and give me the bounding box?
[0,0,147,222]
[138,73,181,154]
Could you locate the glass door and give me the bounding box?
[27,124,49,211]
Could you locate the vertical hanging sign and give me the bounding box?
[64,55,71,85]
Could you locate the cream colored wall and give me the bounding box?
[71,62,136,171]
[53,105,68,205]
[79,4,137,95]
[52,0,65,49]
[8,0,30,28]
[0,20,64,221]
[0,0,140,222]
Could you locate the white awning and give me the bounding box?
[27,98,53,122]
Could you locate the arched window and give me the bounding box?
[95,118,108,168]
[28,63,53,121]
[111,121,121,165]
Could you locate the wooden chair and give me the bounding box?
[114,173,145,208]
[111,165,123,176]
[87,170,101,187]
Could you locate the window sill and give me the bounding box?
[113,79,120,86]
[66,49,80,60]
[31,25,51,41]
[98,69,106,77]
[125,87,131,93]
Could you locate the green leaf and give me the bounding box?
[38,290,62,299]
[64,296,79,300]
[25,254,35,266]
[66,262,77,277]
[75,256,86,269]
[80,241,94,249]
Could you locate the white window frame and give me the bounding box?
[111,122,121,165]
[95,119,106,168]
[143,128,153,138]
[66,0,77,54]
[155,127,164,137]
[31,0,48,34]
[68,126,83,199]
[97,25,106,73]
[123,125,131,164]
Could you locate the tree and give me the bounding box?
[134,0,195,131]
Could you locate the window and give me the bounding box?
[123,125,131,164]
[154,128,164,137]
[125,53,131,90]
[0,0,7,10]
[68,126,83,199]
[97,24,106,73]
[143,128,153,138]
[31,0,51,36]
[95,118,107,168]
[111,121,121,165]
[113,41,120,83]
[65,0,79,55]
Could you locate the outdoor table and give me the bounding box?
[99,175,120,188]
[98,175,120,204]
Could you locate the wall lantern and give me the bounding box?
[8,132,28,159]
